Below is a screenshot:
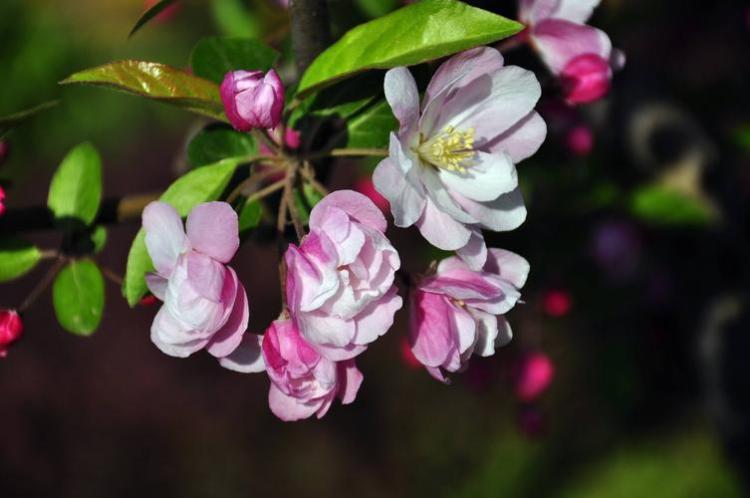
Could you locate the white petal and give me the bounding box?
[438,151,517,202]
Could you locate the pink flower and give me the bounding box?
[565,124,594,155]
[0,185,5,217]
[374,47,545,269]
[142,201,249,361]
[513,351,555,401]
[519,0,623,104]
[285,190,402,361]
[261,319,363,421]
[0,309,23,358]
[220,69,285,131]
[409,249,530,382]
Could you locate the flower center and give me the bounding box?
[417,126,476,172]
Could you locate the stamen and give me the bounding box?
[417,126,476,172]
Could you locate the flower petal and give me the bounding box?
[384,67,420,137]
[438,151,518,202]
[453,187,527,232]
[455,229,488,271]
[150,306,209,358]
[145,273,168,300]
[409,291,455,368]
[373,158,426,227]
[337,360,364,405]
[484,111,547,163]
[353,287,403,345]
[310,190,387,234]
[532,19,611,74]
[415,198,472,251]
[219,333,266,373]
[484,248,531,289]
[551,0,601,24]
[186,201,239,263]
[268,384,322,421]
[206,268,249,357]
[142,201,189,276]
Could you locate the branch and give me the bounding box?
[0,192,159,233]
[289,0,332,76]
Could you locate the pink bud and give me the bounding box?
[354,177,389,214]
[514,351,555,401]
[566,125,594,156]
[0,310,23,358]
[220,69,285,131]
[560,54,612,105]
[0,185,6,217]
[542,289,572,317]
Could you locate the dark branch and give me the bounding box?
[289,0,331,76]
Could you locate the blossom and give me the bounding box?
[220,69,284,131]
[519,0,624,104]
[259,319,363,421]
[0,309,23,358]
[285,190,402,361]
[409,249,529,382]
[513,351,555,401]
[0,185,5,217]
[373,47,545,269]
[142,201,249,360]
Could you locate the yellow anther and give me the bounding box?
[417,126,476,172]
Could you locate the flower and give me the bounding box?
[220,69,285,131]
[0,309,23,358]
[513,351,555,401]
[373,47,545,269]
[285,190,402,361]
[519,0,624,104]
[409,249,529,382]
[0,185,5,217]
[261,318,363,421]
[142,201,249,360]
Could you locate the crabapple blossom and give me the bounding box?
[220,69,285,131]
[142,201,249,360]
[518,0,623,104]
[285,190,402,361]
[261,318,363,421]
[409,249,530,382]
[0,309,23,358]
[374,47,545,269]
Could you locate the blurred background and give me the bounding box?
[1,0,749,496]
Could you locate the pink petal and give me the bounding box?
[415,198,472,251]
[484,111,547,163]
[551,0,601,24]
[206,268,250,357]
[453,187,527,232]
[297,311,356,350]
[353,287,403,345]
[531,19,611,74]
[268,384,322,421]
[484,248,531,289]
[409,291,455,368]
[337,360,364,405]
[373,157,426,227]
[384,67,420,136]
[145,273,168,300]
[219,333,265,373]
[455,229,487,271]
[186,201,239,263]
[142,201,189,276]
[150,306,209,358]
[519,0,560,24]
[310,190,387,234]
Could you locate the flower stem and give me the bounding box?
[18,257,65,313]
[312,148,389,159]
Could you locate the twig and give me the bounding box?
[226,164,287,204]
[306,148,389,160]
[100,265,123,286]
[289,0,331,75]
[18,257,65,312]
[242,179,286,206]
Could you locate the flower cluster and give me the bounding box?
[138,0,624,418]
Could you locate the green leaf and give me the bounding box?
[129,0,179,38]
[53,259,105,336]
[190,37,279,84]
[0,100,58,138]
[211,0,262,38]
[91,225,108,254]
[298,0,523,95]
[0,238,42,282]
[47,142,102,227]
[61,61,226,121]
[188,125,258,168]
[123,158,241,306]
[238,198,262,231]
[629,185,716,226]
[345,99,397,148]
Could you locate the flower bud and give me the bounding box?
[560,53,612,105]
[220,69,285,131]
[0,185,6,217]
[0,310,23,358]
